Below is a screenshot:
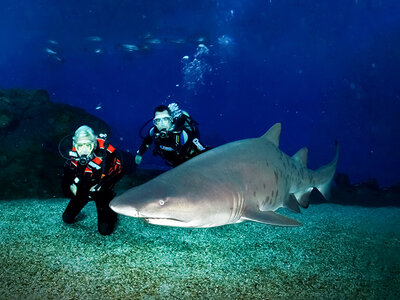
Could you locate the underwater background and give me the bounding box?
[1,0,399,186]
[1,0,400,299]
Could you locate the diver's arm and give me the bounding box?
[103,152,124,189]
[137,131,153,155]
[61,162,76,198]
[135,129,154,164]
[90,151,123,193]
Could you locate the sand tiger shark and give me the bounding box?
[110,123,339,228]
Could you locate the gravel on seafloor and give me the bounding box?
[0,198,399,299]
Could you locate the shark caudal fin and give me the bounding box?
[314,141,339,201]
[289,142,339,208]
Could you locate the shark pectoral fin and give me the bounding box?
[284,194,301,213]
[243,210,301,227]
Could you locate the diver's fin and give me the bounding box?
[292,147,308,167]
[243,209,301,227]
[261,123,281,147]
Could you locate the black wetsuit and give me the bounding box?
[137,118,209,167]
[61,139,123,235]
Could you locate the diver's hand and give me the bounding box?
[88,184,101,199]
[90,184,101,193]
[135,154,142,165]
[70,184,77,196]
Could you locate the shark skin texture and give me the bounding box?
[110,123,339,228]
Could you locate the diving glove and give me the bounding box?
[135,154,142,165]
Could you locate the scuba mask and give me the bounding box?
[153,111,173,131]
[74,141,95,165]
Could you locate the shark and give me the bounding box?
[110,123,339,228]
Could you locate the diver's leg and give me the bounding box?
[62,197,88,224]
[94,192,118,235]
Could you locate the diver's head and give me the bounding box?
[153,105,173,132]
[72,125,97,165]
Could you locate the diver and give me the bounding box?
[61,125,123,235]
[135,103,210,167]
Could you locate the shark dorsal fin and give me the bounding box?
[261,123,281,147]
[292,147,308,167]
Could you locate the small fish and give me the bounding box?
[168,38,186,44]
[95,103,102,110]
[47,40,59,45]
[45,48,57,55]
[45,48,64,63]
[145,38,161,44]
[86,36,103,42]
[117,43,140,52]
[93,48,104,54]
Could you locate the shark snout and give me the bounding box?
[109,200,141,218]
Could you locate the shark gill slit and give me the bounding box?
[232,191,245,223]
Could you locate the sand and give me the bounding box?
[0,198,399,299]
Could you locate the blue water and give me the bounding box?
[1,0,399,186]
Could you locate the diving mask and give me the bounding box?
[74,140,95,165]
[153,111,173,131]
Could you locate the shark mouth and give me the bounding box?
[111,205,189,227]
[144,218,188,227]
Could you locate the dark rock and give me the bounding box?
[0,89,109,199]
[318,174,400,207]
[335,173,351,188]
[357,178,380,190]
[0,88,163,200]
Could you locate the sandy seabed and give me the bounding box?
[0,198,399,300]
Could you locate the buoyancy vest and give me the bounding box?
[152,128,188,154]
[69,136,119,177]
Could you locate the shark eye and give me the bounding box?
[159,200,165,206]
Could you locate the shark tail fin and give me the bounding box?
[316,180,333,201]
[290,142,339,208]
[313,141,340,201]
